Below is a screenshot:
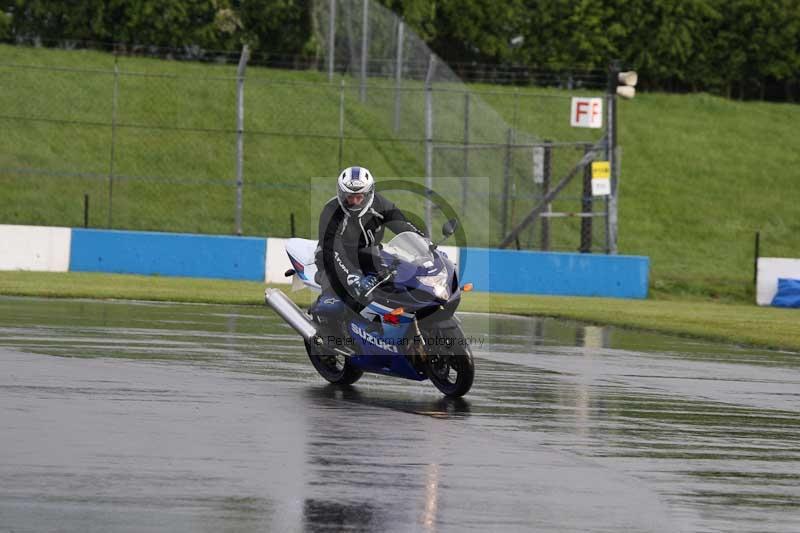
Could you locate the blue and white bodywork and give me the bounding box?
[267,227,475,397]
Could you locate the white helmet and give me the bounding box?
[337,166,375,216]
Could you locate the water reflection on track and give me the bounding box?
[0,297,798,532]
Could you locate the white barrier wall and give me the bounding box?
[0,225,646,299]
[439,245,459,269]
[0,225,71,272]
[265,238,293,284]
[756,257,800,305]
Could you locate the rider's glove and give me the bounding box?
[353,275,378,298]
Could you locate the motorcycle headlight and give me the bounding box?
[418,270,450,300]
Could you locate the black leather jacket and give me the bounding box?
[315,193,425,293]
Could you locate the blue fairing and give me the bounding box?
[374,313,414,346]
[309,238,461,382]
[378,250,457,307]
[350,353,425,381]
[347,319,425,380]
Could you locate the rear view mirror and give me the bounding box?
[442,219,458,237]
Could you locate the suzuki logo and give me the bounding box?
[350,323,399,353]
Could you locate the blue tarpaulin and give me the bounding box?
[771,278,800,308]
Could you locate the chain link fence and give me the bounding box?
[1,1,616,252]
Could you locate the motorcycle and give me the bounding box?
[265,219,475,397]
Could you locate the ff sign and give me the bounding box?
[570,97,603,128]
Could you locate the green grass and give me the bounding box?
[1,44,800,303]
[1,271,799,352]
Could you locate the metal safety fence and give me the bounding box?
[0,40,616,252]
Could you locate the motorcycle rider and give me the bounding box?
[313,166,426,318]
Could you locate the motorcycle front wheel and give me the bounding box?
[304,340,363,385]
[423,325,475,397]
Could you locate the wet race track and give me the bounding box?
[1,296,799,532]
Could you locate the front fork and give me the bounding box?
[409,318,428,364]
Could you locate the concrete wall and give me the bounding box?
[0,225,71,272]
[265,237,292,283]
[458,247,650,299]
[1,225,650,298]
[756,257,800,306]
[69,229,266,281]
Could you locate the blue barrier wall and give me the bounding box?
[62,228,649,297]
[459,247,649,299]
[70,229,267,281]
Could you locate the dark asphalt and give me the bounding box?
[0,297,798,532]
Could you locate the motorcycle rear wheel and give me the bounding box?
[423,325,474,397]
[304,340,363,385]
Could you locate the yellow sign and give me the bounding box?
[592,161,610,179]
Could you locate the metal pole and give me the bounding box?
[327,0,336,82]
[393,20,404,132]
[338,79,345,169]
[541,142,551,250]
[462,91,470,211]
[360,0,368,102]
[606,61,620,254]
[580,143,593,252]
[424,55,436,237]
[107,59,119,229]
[500,128,513,240]
[607,93,619,254]
[753,231,760,286]
[235,45,250,236]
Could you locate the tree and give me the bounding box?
[0,6,11,40]
[2,0,243,51]
[723,0,800,99]
[395,0,528,64]
[607,0,720,91]
[237,0,311,56]
[518,0,619,70]
[4,0,107,44]
[102,0,232,50]
[376,0,437,41]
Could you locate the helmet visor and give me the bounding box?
[344,193,365,207]
[337,187,374,213]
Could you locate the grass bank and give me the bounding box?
[1,271,798,353]
[2,44,799,304]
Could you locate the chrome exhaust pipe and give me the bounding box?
[264,288,321,344]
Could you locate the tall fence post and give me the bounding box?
[462,91,470,212]
[510,90,521,246]
[580,143,593,252]
[235,45,250,236]
[540,141,552,250]
[327,0,336,82]
[424,54,436,237]
[107,58,119,229]
[606,61,620,254]
[501,128,514,240]
[338,79,345,169]
[608,143,620,253]
[393,20,404,132]
[753,231,761,286]
[359,0,369,103]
